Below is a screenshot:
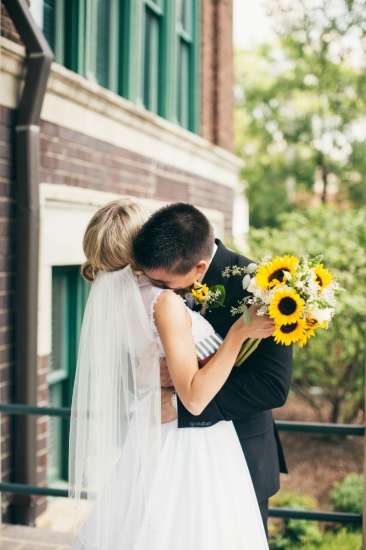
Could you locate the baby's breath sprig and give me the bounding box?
[222,263,257,279]
[222,263,258,323]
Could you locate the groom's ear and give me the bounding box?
[196,260,209,276]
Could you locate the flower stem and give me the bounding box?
[235,338,262,367]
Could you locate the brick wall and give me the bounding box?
[215,0,235,152]
[201,0,235,152]
[40,121,234,235]
[1,5,23,45]
[200,0,215,145]
[36,355,50,516]
[0,106,17,523]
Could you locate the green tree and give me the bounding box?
[247,206,366,423]
[235,0,366,228]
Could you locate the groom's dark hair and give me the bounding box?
[133,203,215,274]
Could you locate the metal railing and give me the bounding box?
[0,403,364,528]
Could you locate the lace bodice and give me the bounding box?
[138,276,222,359]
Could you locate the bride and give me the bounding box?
[69,198,273,549]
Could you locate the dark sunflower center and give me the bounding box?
[316,275,323,287]
[268,268,286,283]
[280,322,298,334]
[278,297,297,316]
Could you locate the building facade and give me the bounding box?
[0,0,244,523]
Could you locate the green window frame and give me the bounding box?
[176,0,200,132]
[43,0,120,92]
[126,0,200,132]
[42,0,200,133]
[47,266,90,483]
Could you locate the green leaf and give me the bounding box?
[242,274,251,289]
[245,262,257,274]
[243,307,251,325]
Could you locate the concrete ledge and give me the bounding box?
[0,524,75,549]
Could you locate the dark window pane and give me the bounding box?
[43,0,56,51]
[144,8,160,113]
[51,275,66,373]
[178,40,190,129]
[97,0,111,88]
[64,2,82,73]
[178,0,191,34]
[177,0,185,27]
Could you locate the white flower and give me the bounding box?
[295,280,305,290]
[247,277,261,294]
[308,304,333,324]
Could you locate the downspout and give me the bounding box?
[2,0,53,524]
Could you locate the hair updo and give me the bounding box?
[81,199,149,282]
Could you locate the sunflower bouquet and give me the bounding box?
[222,254,341,366]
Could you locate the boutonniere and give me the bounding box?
[190,281,226,315]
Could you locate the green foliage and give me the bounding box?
[270,491,319,510]
[268,490,362,548]
[270,527,362,549]
[330,474,363,515]
[248,206,366,423]
[235,0,366,228]
[268,491,322,549]
[278,529,362,550]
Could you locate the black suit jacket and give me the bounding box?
[177,240,293,503]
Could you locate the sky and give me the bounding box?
[233,0,275,49]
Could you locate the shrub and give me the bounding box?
[330,473,363,533]
[330,473,363,514]
[270,491,319,510]
[269,491,322,549]
[295,528,362,550]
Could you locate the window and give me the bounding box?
[176,0,199,131]
[143,0,163,114]
[42,0,120,92]
[41,0,200,133]
[47,266,90,483]
[42,0,56,52]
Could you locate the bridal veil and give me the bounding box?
[68,266,161,548]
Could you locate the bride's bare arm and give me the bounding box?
[154,291,274,416]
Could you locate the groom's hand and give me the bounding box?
[161,388,177,424]
[160,357,173,388]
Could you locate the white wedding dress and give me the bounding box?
[71,280,268,550]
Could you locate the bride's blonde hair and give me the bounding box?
[81,199,149,282]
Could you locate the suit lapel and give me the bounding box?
[202,239,235,287]
[192,240,236,316]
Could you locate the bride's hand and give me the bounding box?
[160,357,173,388]
[231,305,275,340]
[161,388,177,423]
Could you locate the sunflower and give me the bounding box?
[273,317,307,346]
[314,264,333,289]
[297,320,317,348]
[269,288,304,325]
[191,282,209,302]
[256,255,299,289]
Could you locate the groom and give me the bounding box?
[133,203,293,535]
